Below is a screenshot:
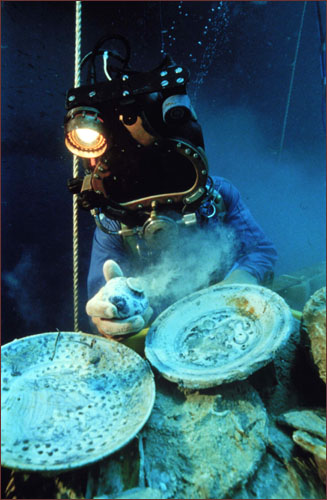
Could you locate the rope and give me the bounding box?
[73,1,82,331]
[277,1,307,164]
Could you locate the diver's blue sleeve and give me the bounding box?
[214,176,278,283]
[87,177,277,299]
[87,218,129,299]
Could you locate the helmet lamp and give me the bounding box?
[64,107,108,158]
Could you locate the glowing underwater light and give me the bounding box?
[64,107,108,158]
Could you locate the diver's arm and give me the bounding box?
[86,224,153,337]
[216,177,278,285]
[87,219,129,301]
[219,268,258,286]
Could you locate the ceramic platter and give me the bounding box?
[145,284,294,389]
[1,331,155,472]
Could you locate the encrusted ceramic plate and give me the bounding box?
[1,331,155,472]
[145,284,294,389]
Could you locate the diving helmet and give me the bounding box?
[64,35,220,248]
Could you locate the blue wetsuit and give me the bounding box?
[87,176,277,303]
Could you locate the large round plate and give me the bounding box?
[145,284,294,389]
[1,331,155,472]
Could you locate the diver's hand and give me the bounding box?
[86,260,153,338]
[218,269,258,286]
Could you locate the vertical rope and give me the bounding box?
[277,1,307,164]
[73,1,82,331]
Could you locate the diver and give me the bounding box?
[64,35,278,339]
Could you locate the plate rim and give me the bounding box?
[145,284,294,388]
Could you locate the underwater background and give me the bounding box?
[1,1,326,345]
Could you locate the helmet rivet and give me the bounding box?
[176,77,184,84]
[89,91,96,97]
[160,70,168,77]
[175,67,183,74]
[160,80,169,87]
[68,95,75,102]
[122,74,129,81]
[193,153,199,158]
[122,90,130,96]
[202,169,207,175]
[185,148,191,155]
[137,204,143,209]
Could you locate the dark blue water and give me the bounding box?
[1,1,326,345]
